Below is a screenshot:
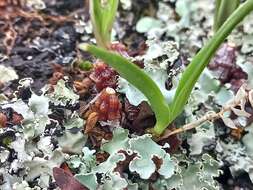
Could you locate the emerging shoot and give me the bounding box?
[90,0,119,49]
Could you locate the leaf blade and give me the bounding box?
[90,0,119,48]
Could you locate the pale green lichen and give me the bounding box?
[58,131,87,154]
[75,128,175,189]
[118,40,180,106]
[136,17,163,33]
[128,134,174,179]
[0,65,18,83]
[154,154,220,190]
[45,79,79,106]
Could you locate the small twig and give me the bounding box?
[157,86,249,141]
[158,111,219,141]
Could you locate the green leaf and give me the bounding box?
[118,68,176,106]
[169,0,253,126]
[214,0,240,32]
[79,44,171,135]
[90,0,119,48]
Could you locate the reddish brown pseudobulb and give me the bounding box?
[90,61,118,92]
[0,113,7,128]
[93,87,122,121]
[89,42,131,92]
[84,87,122,133]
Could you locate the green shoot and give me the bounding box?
[90,0,119,49]
[169,0,253,129]
[79,44,171,134]
[214,0,240,32]
[79,60,93,71]
[81,0,253,136]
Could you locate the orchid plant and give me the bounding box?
[80,0,253,136]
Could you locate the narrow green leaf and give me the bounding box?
[169,0,253,123]
[79,44,171,135]
[214,0,222,31]
[90,0,119,48]
[214,0,240,32]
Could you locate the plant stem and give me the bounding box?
[154,0,253,135]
